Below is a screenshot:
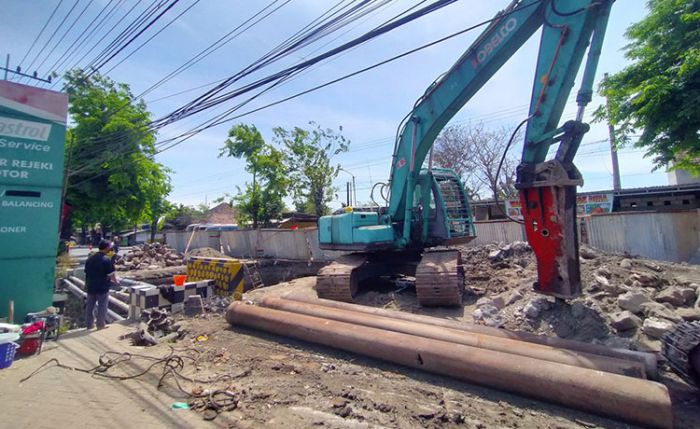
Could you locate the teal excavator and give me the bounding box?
[317,0,613,306]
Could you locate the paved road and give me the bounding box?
[0,323,208,429]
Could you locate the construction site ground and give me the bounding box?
[4,244,700,428]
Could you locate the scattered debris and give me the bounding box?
[204,295,232,313]
[121,308,186,346]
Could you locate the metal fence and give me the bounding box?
[469,220,526,246]
[584,210,699,264]
[164,210,699,264]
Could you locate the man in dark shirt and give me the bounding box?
[84,240,117,329]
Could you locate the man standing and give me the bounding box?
[84,240,117,330]
[111,235,120,263]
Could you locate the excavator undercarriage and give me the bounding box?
[316,249,464,307]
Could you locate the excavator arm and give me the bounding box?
[387,0,612,298]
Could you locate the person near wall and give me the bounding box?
[84,240,117,330]
[111,235,121,263]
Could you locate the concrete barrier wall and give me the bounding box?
[165,210,699,264]
[585,210,700,264]
[166,229,343,261]
[469,220,526,246]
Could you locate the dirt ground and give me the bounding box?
[118,243,700,428]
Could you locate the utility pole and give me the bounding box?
[1,53,53,84]
[603,74,621,191]
[607,122,622,191]
[346,182,351,206]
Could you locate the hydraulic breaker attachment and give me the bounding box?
[516,121,587,299]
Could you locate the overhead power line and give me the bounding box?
[102,0,203,75]
[63,0,398,167]
[21,0,82,82]
[155,0,541,153]
[68,0,541,184]
[31,0,98,79]
[45,0,119,85]
[84,0,182,79]
[17,0,65,70]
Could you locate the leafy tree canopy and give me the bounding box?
[274,122,349,217]
[596,0,700,174]
[219,124,288,227]
[64,70,171,231]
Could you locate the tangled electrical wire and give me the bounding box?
[20,346,241,421]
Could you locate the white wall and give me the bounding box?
[166,211,700,265]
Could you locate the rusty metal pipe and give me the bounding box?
[283,294,657,378]
[260,296,646,378]
[226,303,672,429]
[62,279,125,322]
[68,276,130,314]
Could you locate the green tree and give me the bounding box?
[595,0,700,174]
[63,70,171,232]
[219,124,288,228]
[141,168,173,241]
[274,122,349,217]
[164,203,208,230]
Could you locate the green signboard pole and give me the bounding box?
[0,81,68,320]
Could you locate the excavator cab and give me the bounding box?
[413,168,475,248]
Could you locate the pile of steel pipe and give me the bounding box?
[62,279,125,322]
[68,276,130,314]
[283,294,658,378]
[260,296,646,378]
[226,298,672,429]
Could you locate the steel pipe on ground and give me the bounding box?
[62,279,125,322]
[68,276,130,314]
[226,302,672,429]
[283,294,657,378]
[259,296,646,378]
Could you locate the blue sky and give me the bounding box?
[1,0,665,210]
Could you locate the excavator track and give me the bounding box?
[315,254,368,302]
[661,321,700,387]
[415,249,464,307]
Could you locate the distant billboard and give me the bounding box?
[505,192,614,220]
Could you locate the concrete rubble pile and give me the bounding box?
[115,242,184,271]
[464,241,700,353]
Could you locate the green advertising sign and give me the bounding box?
[0,81,68,319]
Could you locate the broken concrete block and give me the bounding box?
[507,289,524,305]
[639,302,682,323]
[523,302,541,319]
[643,262,663,272]
[619,259,632,269]
[570,302,587,319]
[579,246,598,260]
[617,291,652,314]
[655,286,696,307]
[487,249,504,261]
[185,295,204,316]
[642,317,674,339]
[476,296,505,310]
[611,311,642,331]
[675,308,700,322]
[636,335,662,353]
[628,272,663,288]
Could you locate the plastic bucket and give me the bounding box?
[0,333,20,369]
[173,275,187,286]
